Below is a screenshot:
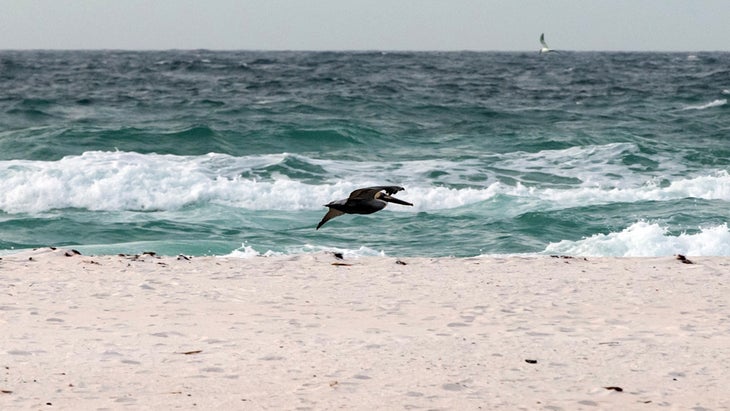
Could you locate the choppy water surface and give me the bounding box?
[1,50,728,257]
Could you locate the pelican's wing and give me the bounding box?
[348,186,405,200]
[316,208,345,230]
[540,33,549,48]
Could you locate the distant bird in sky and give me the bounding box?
[316,186,413,230]
[539,33,554,53]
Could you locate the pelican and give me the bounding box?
[316,186,413,230]
[539,33,554,53]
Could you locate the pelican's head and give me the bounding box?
[324,198,347,207]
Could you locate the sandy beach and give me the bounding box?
[1,248,729,410]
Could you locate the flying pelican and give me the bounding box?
[316,186,413,230]
[539,33,554,53]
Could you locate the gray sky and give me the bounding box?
[1,0,728,51]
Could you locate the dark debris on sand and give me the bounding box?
[676,254,694,264]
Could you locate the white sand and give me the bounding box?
[1,248,729,410]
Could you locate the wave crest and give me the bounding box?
[682,99,727,110]
[1,150,728,214]
[544,222,730,257]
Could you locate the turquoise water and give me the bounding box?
[1,50,729,257]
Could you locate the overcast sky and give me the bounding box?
[1,0,728,51]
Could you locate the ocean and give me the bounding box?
[1,50,728,257]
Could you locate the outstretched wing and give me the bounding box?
[316,208,345,230]
[348,186,405,200]
[540,33,549,48]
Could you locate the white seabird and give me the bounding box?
[539,33,554,53]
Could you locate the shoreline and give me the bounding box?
[2,248,729,409]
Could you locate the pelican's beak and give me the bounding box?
[382,194,413,206]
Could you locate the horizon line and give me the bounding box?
[1,48,728,53]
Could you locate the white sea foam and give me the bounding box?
[528,170,730,207]
[223,243,384,259]
[0,150,728,214]
[494,142,665,185]
[223,244,276,258]
[0,151,232,213]
[544,222,730,257]
[0,151,499,213]
[682,99,727,110]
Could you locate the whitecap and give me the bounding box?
[682,99,727,110]
[1,150,727,215]
[222,244,272,258]
[544,222,730,257]
[222,243,384,259]
[530,170,730,207]
[0,150,498,213]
